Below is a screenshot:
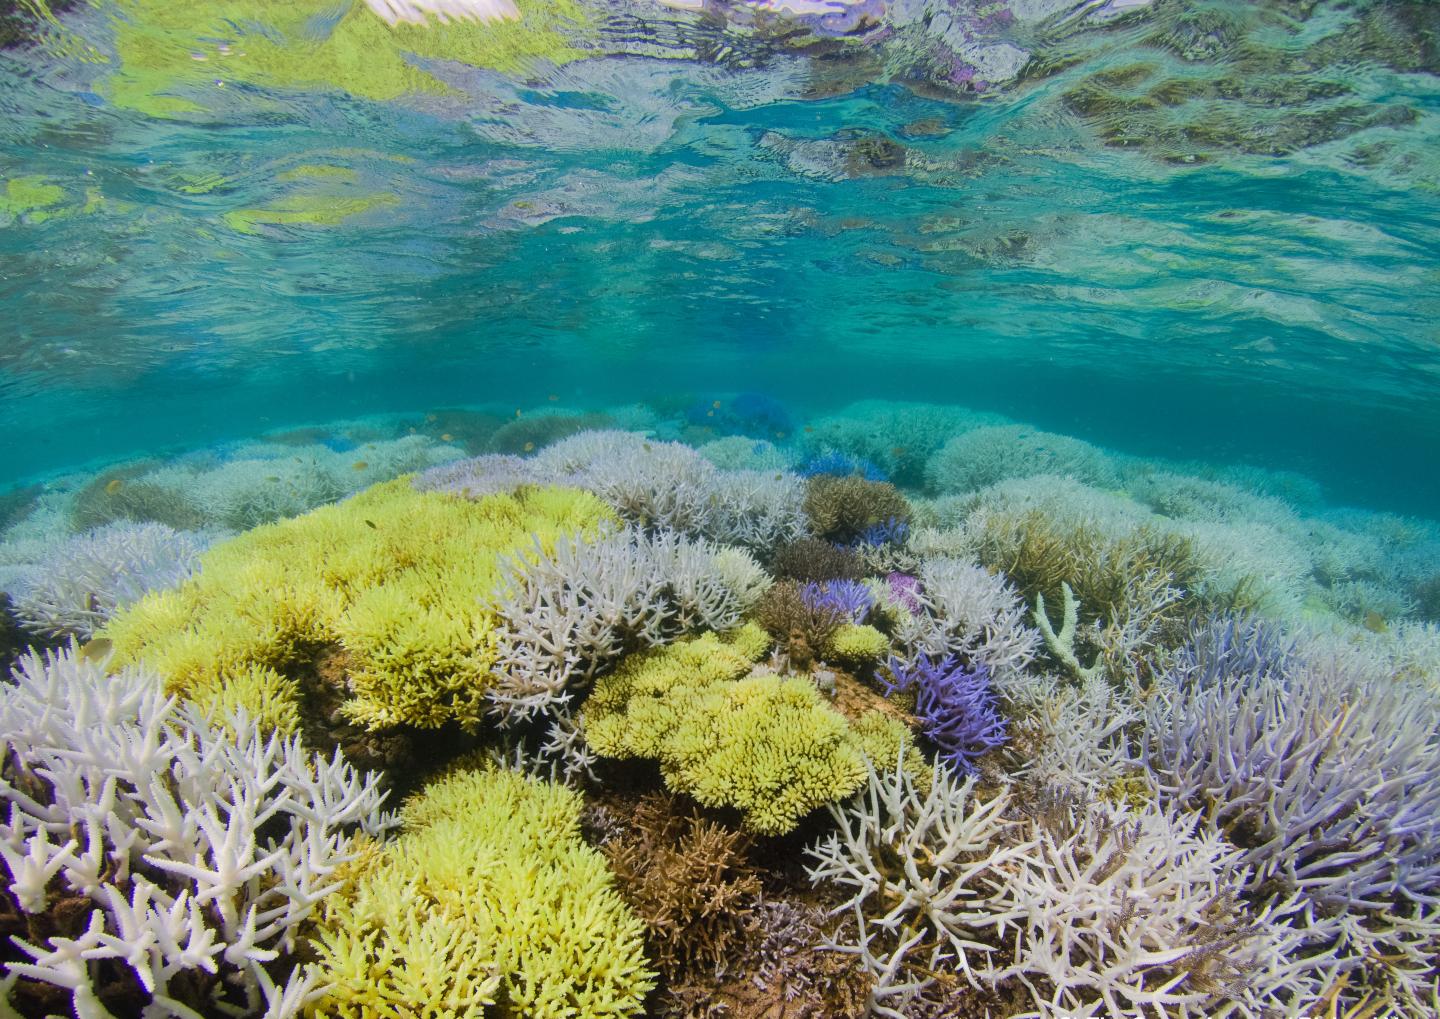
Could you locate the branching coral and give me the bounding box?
[771,536,865,583]
[488,524,763,722]
[804,474,912,546]
[582,627,920,835]
[891,557,1041,690]
[756,580,844,671]
[806,758,1317,1019]
[800,579,875,624]
[101,480,614,734]
[925,425,1120,495]
[306,764,654,1019]
[881,654,1006,774]
[1145,646,1440,1006]
[0,644,395,1018]
[415,431,809,552]
[597,792,762,979]
[10,522,209,640]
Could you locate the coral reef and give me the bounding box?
[488,524,764,721]
[9,523,208,640]
[804,474,912,546]
[0,644,394,1018]
[771,537,864,583]
[307,763,654,1019]
[925,425,1121,495]
[806,758,1317,1019]
[881,654,1006,774]
[582,627,918,835]
[101,480,614,734]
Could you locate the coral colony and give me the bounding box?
[3,406,1440,1019]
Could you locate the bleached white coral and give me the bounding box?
[893,556,1041,686]
[0,645,395,1018]
[807,758,1318,1019]
[10,522,208,639]
[982,799,1321,1019]
[487,524,761,721]
[416,430,810,551]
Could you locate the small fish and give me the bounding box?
[1364,611,1387,633]
[515,409,523,418]
[426,414,438,423]
[364,519,377,529]
[266,475,280,482]
[79,637,113,663]
[712,400,722,409]
[523,442,535,452]
[643,443,652,452]
[548,394,558,402]
[105,478,124,495]
[706,410,715,418]
[775,431,786,439]
[352,461,368,471]
[441,433,454,442]
[804,425,814,433]
[892,446,906,457]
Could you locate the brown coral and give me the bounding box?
[598,793,762,978]
[755,581,843,671]
[803,474,911,545]
[771,538,864,583]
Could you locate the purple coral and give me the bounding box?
[886,572,922,614]
[854,516,910,548]
[881,654,1006,773]
[799,579,874,624]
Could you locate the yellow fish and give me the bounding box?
[105,478,124,495]
[352,461,369,471]
[441,433,454,442]
[79,638,113,664]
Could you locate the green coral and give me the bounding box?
[583,626,920,835]
[825,623,890,666]
[97,0,591,116]
[101,480,614,733]
[307,764,654,1019]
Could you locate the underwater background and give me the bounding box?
[3,1,1440,1018]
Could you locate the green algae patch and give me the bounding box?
[1,176,66,223]
[223,192,400,234]
[101,0,591,116]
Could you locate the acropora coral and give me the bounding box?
[101,480,614,733]
[307,763,654,1019]
[582,626,919,835]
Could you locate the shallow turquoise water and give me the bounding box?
[1,0,1438,513]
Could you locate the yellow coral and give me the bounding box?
[825,623,891,666]
[102,480,614,732]
[584,626,923,835]
[306,766,654,1019]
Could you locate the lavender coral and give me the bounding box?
[799,579,875,624]
[881,653,1006,773]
